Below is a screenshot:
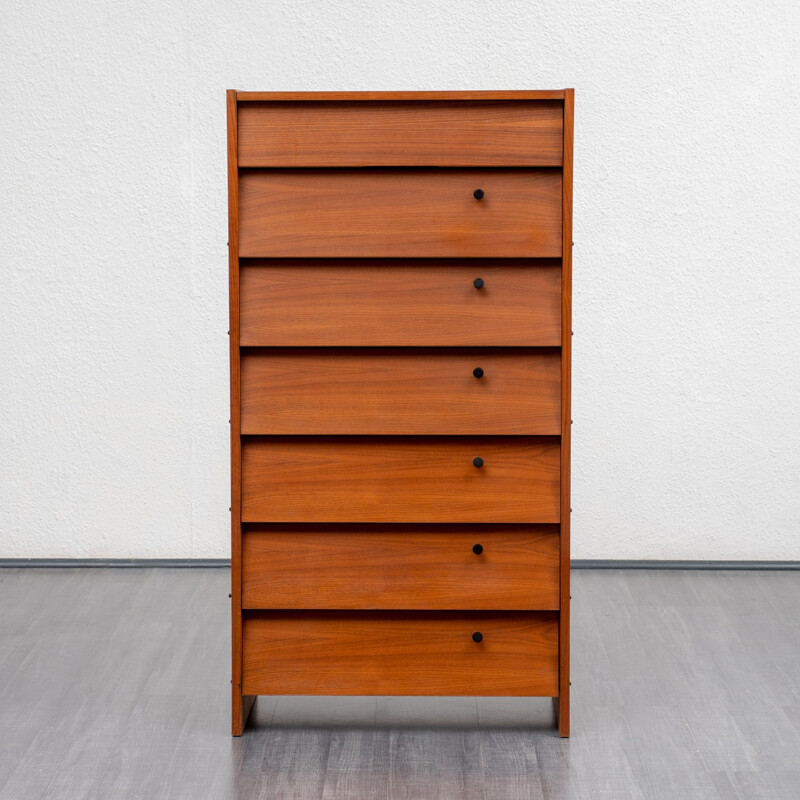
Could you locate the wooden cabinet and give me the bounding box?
[228,90,574,737]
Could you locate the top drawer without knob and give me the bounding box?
[237,101,563,167]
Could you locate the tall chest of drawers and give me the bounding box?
[228,90,574,737]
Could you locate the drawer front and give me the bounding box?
[242,525,559,610]
[240,349,561,436]
[239,261,562,347]
[242,611,559,696]
[238,170,562,258]
[238,101,563,167]
[241,437,560,523]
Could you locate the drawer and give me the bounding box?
[237,101,563,167]
[242,611,559,696]
[240,349,561,436]
[239,260,562,347]
[238,169,562,259]
[242,524,560,610]
[241,437,560,523]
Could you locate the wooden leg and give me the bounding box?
[554,691,570,737]
[232,693,256,736]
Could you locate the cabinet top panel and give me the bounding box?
[233,90,571,102]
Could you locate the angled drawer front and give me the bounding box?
[239,261,562,347]
[242,612,559,696]
[238,100,563,167]
[240,349,561,436]
[242,525,560,610]
[238,169,562,258]
[241,437,560,523]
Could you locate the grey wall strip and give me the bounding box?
[572,560,800,570]
[0,558,231,568]
[1,558,798,570]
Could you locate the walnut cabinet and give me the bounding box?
[228,90,574,737]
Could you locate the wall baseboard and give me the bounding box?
[0,558,231,568]
[572,559,800,570]
[0,558,798,570]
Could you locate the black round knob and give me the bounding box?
[472,543,483,555]
[473,457,484,468]
[473,277,484,289]
[473,367,484,379]
[473,188,485,200]
[472,631,483,643]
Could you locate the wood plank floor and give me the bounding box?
[0,567,798,799]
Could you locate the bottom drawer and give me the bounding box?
[242,611,558,696]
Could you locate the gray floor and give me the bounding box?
[0,568,798,800]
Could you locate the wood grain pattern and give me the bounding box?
[240,349,561,435]
[241,437,560,523]
[238,169,562,259]
[238,101,562,167]
[239,260,562,347]
[242,612,559,696]
[558,87,574,738]
[227,90,254,737]
[241,525,560,610]
[236,90,567,101]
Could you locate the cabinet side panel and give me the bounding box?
[558,89,574,738]
[228,90,254,736]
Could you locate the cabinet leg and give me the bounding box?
[232,694,256,736]
[553,694,570,737]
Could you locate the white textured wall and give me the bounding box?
[1,1,798,559]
